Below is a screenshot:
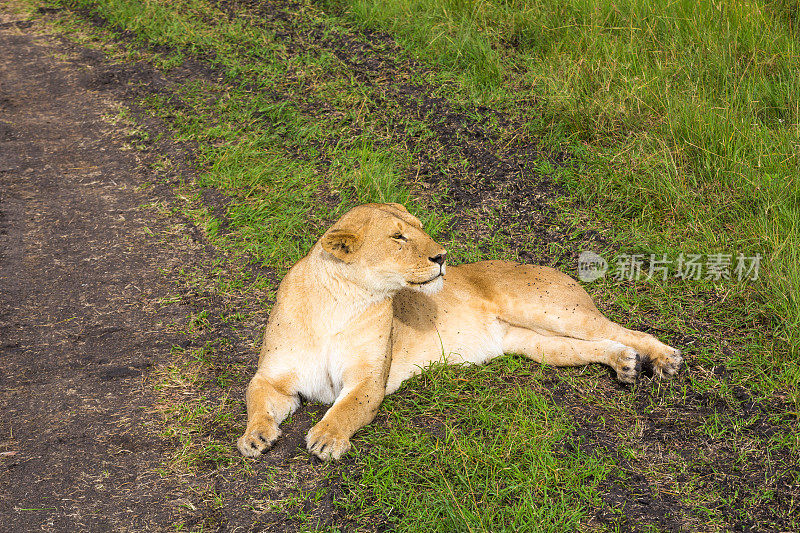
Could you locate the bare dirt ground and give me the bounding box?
[0,11,222,530]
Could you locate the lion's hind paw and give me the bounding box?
[652,347,682,378]
[611,344,642,384]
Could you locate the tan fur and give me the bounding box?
[238,203,682,460]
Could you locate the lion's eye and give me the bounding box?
[392,232,407,241]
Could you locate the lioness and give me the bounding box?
[238,203,681,460]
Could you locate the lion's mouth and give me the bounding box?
[407,268,445,296]
[409,270,444,286]
[410,275,439,285]
[408,264,445,287]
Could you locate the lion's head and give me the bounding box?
[316,203,447,297]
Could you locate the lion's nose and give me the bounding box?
[429,253,446,266]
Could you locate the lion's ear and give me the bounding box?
[320,228,363,262]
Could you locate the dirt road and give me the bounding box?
[0,12,217,530]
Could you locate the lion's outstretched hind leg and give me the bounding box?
[503,327,642,383]
[487,263,682,379]
[534,306,683,379]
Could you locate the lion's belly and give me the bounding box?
[386,314,506,394]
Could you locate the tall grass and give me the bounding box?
[342,0,800,360]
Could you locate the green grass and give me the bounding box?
[339,0,800,368]
[348,360,612,531]
[51,0,449,270]
[153,342,245,473]
[18,0,800,530]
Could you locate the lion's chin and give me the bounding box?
[409,275,444,296]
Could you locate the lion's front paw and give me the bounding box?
[237,421,281,458]
[306,422,351,461]
[611,344,641,384]
[651,347,682,378]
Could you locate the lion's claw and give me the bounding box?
[237,425,281,458]
[306,423,351,461]
[653,348,682,378]
[613,346,641,384]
